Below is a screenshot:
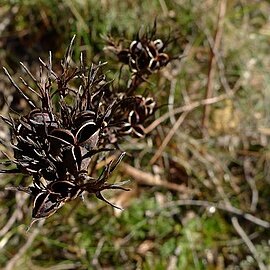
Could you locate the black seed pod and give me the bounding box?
[106,25,171,77]
[0,29,165,222]
[0,38,133,220]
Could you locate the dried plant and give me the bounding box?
[0,27,173,224]
[105,21,173,95]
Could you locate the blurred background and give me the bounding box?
[0,0,270,269]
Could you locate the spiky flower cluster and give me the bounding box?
[0,30,172,223]
[106,23,170,78]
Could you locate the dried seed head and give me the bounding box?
[0,32,159,221]
[106,26,171,76]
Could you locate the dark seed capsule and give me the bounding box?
[32,192,65,219]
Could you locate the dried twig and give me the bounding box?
[4,220,45,270]
[231,217,267,270]
[0,193,28,239]
[168,78,177,124]
[120,163,190,194]
[243,158,258,212]
[26,261,81,270]
[201,0,227,133]
[150,110,189,164]
[158,199,270,228]
[145,91,234,134]
[91,237,105,269]
[166,40,193,126]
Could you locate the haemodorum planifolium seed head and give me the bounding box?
[105,22,171,79]
[1,25,173,224]
[97,94,157,145]
[0,38,133,222]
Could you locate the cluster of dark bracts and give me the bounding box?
[115,37,169,75]
[0,31,172,224]
[105,23,172,95]
[100,95,157,143]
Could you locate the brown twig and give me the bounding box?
[201,0,227,134]
[150,110,189,164]
[145,92,234,135]
[120,162,190,194]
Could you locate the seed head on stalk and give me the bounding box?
[1,25,173,226]
[1,36,132,223]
